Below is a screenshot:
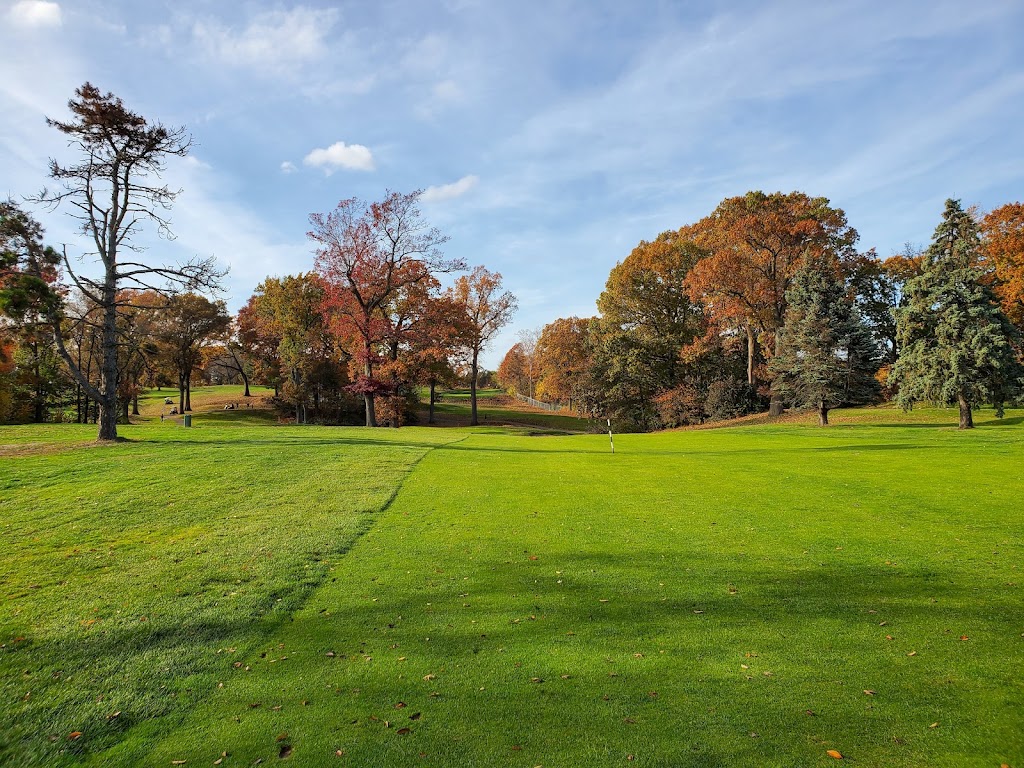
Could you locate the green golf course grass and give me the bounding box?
[1,405,1022,766]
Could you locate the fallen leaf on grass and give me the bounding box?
[68,732,83,740]
[929,722,939,729]
[531,678,544,683]
[397,728,412,736]
[279,744,293,758]
[423,674,436,681]
[395,702,407,709]
[826,749,843,759]
[409,712,421,720]
[907,651,917,657]
[863,690,876,696]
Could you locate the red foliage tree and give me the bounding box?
[310,191,462,426]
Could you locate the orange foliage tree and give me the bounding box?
[686,191,858,415]
[497,342,528,395]
[448,266,517,426]
[535,316,593,407]
[981,202,1024,327]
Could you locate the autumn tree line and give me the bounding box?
[2,85,1022,435]
[497,192,1024,429]
[0,84,516,438]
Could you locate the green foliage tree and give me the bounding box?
[0,201,66,423]
[893,199,1023,429]
[769,256,880,426]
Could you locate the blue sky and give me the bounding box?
[2,0,1023,366]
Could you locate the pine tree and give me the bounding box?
[893,199,1023,429]
[769,256,880,426]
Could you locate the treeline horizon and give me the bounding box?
[496,192,1023,430]
[2,85,1022,434]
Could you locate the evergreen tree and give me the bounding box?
[893,199,1023,429]
[769,256,880,426]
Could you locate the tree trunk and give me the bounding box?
[768,332,784,417]
[470,348,480,426]
[242,371,251,398]
[958,393,974,430]
[132,391,140,416]
[428,379,436,425]
[178,373,186,413]
[32,343,45,423]
[97,293,120,441]
[184,379,192,412]
[745,325,757,387]
[363,355,377,427]
[818,403,829,426]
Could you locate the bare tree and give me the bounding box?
[449,266,517,426]
[36,83,223,440]
[516,327,541,399]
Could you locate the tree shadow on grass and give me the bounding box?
[121,434,940,457]
[128,556,1023,767]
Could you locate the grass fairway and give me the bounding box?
[2,412,1023,766]
[0,422,456,765]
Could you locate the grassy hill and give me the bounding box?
[1,405,1022,766]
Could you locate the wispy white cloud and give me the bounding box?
[8,0,61,28]
[192,6,339,73]
[421,174,479,203]
[156,156,311,301]
[280,161,297,174]
[303,142,375,174]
